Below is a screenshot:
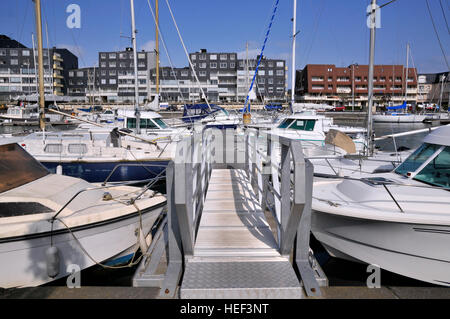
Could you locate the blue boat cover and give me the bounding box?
[387,102,407,110]
[182,103,223,123]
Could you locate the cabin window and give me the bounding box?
[153,118,168,129]
[68,144,88,154]
[413,146,450,189]
[289,119,316,131]
[140,119,158,129]
[395,143,442,177]
[44,144,63,154]
[278,119,294,129]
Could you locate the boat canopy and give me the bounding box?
[387,102,407,110]
[182,104,223,123]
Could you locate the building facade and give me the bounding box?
[0,35,78,101]
[296,64,418,108]
[67,48,287,104]
[417,72,449,108]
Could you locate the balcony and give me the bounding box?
[53,64,63,70]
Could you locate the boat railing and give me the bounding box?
[101,163,168,186]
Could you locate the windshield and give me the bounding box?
[0,144,49,193]
[395,143,442,176]
[289,119,316,131]
[154,118,168,129]
[413,146,450,189]
[278,119,294,129]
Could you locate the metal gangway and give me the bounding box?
[133,127,327,298]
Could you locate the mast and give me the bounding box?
[290,0,297,110]
[130,0,141,134]
[404,43,409,108]
[34,0,45,131]
[155,0,160,97]
[31,33,38,95]
[367,0,376,156]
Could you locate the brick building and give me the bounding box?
[295,64,418,108]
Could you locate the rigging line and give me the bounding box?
[425,0,450,70]
[244,0,280,113]
[17,0,30,46]
[303,0,325,66]
[164,0,212,111]
[439,0,450,34]
[146,0,187,103]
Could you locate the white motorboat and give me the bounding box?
[0,142,166,288]
[311,125,450,286]
[256,110,368,155]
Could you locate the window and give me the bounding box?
[101,70,106,76]
[100,62,106,67]
[109,70,116,76]
[258,70,265,76]
[276,61,283,67]
[268,78,273,84]
[154,118,168,129]
[181,71,189,76]
[109,53,116,59]
[100,53,106,59]
[210,62,217,69]
[191,54,196,60]
[77,71,84,77]
[44,144,63,153]
[210,54,217,60]
[119,53,127,59]
[101,79,106,84]
[220,54,227,60]
[0,50,6,56]
[413,146,450,188]
[199,71,207,76]
[68,144,88,154]
[268,70,273,76]
[276,70,284,76]
[311,76,323,81]
[119,62,126,68]
[10,59,18,65]
[258,78,264,84]
[10,77,20,83]
[268,62,274,67]
[230,55,236,60]
[199,54,206,60]
[138,53,145,59]
[109,62,116,67]
[289,119,316,131]
[230,63,235,68]
[220,63,227,68]
[22,50,30,56]
[278,119,294,128]
[199,63,206,69]
[395,143,442,177]
[69,71,74,77]
[109,79,116,84]
[10,50,18,56]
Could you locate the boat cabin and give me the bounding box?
[117,110,170,131]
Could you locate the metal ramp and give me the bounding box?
[133,128,327,298]
[181,169,302,298]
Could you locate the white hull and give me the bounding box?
[373,114,427,123]
[312,211,450,286]
[0,204,164,288]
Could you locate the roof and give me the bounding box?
[117,109,161,119]
[0,35,27,48]
[424,125,450,147]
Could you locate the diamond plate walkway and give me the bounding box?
[180,169,303,299]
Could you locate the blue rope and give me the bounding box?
[243,0,280,113]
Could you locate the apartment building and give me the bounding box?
[0,35,78,101]
[295,64,418,108]
[417,72,449,107]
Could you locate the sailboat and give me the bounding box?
[373,44,428,123]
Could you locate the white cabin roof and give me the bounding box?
[424,125,450,147]
[117,109,162,119]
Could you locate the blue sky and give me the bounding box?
[1,0,449,87]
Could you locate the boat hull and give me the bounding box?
[0,204,165,288]
[41,160,169,184]
[373,114,428,123]
[311,211,450,286]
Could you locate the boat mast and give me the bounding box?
[31,33,38,95]
[367,0,376,156]
[130,0,140,134]
[404,42,409,110]
[290,0,297,111]
[155,0,160,99]
[33,0,45,131]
